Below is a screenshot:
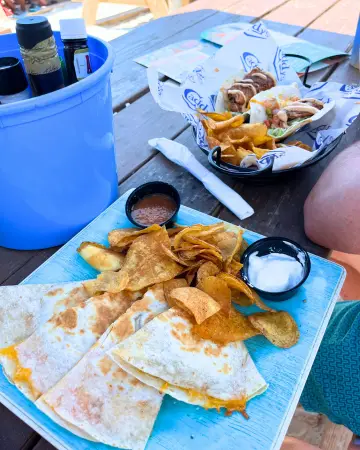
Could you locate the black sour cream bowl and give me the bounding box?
[240,237,311,301]
[125,181,180,229]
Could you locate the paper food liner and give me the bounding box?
[148,22,360,172]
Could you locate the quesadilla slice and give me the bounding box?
[109,308,268,414]
[37,283,168,450]
[0,290,141,401]
[0,282,90,348]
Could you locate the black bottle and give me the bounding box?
[16,16,64,97]
[60,18,92,85]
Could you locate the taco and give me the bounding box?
[249,83,325,140]
[216,67,276,114]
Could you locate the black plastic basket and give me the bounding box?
[193,54,343,183]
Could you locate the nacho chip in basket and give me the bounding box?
[248,311,299,348]
[192,307,260,344]
[169,287,221,324]
[218,123,268,142]
[198,276,231,317]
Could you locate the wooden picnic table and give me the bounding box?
[0,6,359,450]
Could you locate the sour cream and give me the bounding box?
[248,251,304,292]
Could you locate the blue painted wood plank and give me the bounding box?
[0,190,345,450]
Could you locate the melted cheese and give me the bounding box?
[141,367,247,413]
[184,388,246,412]
[0,345,38,398]
[160,382,169,393]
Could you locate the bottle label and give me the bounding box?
[20,36,61,75]
[73,48,92,80]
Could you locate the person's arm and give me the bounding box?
[281,437,320,450]
[304,140,360,254]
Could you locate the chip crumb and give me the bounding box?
[190,435,194,439]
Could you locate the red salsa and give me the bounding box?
[131,193,177,226]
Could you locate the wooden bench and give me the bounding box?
[79,0,190,26]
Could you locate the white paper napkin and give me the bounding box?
[148,138,254,220]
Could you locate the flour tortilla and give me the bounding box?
[37,284,168,450]
[0,290,141,401]
[249,83,335,141]
[109,308,267,412]
[0,282,90,348]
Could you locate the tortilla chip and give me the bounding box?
[206,135,221,149]
[169,287,221,324]
[167,226,187,237]
[185,265,199,285]
[196,261,220,285]
[77,242,125,272]
[231,290,252,306]
[249,143,270,159]
[185,223,225,240]
[228,260,243,276]
[218,123,268,142]
[217,273,274,312]
[108,225,162,250]
[198,110,233,122]
[160,244,190,266]
[220,144,240,165]
[178,248,222,262]
[239,239,249,258]
[183,235,221,253]
[205,115,245,131]
[192,308,260,344]
[198,276,231,316]
[252,135,273,146]
[87,228,182,293]
[248,311,299,348]
[224,229,243,272]
[163,279,188,306]
[205,231,236,259]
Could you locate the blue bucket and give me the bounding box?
[0,32,118,250]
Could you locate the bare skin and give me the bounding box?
[304,140,360,254]
[281,436,359,450]
[2,0,46,12]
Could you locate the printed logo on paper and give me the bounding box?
[244,22,270,39]
[157,81,164,97]
[186,65,206,84]
[182,113,198,128]
[182,88,208,111]
[309,82,328,93]
[314,133,334,150]
[260,150,285,164]
[339,84,360,99]
[209,94,217,110]
[346,114,359,127]
[305,124,331,141]
[273,48,290,81]
[240,52,261,72]
[196,121,209,150]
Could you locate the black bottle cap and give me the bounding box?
[16,16,53,50]
[0,57,28,96]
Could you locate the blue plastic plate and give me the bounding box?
[0,190,345,450]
